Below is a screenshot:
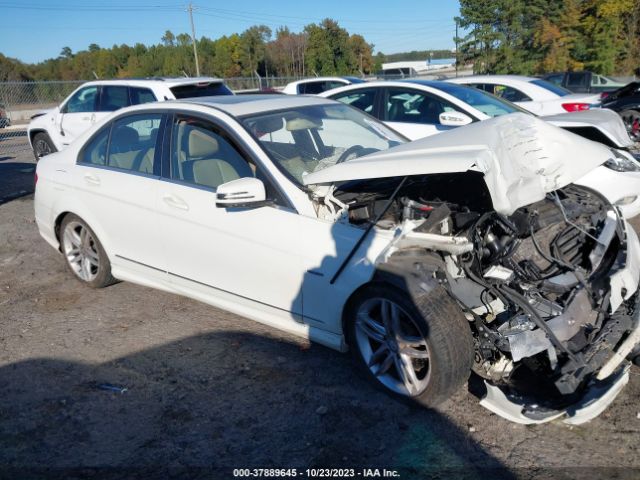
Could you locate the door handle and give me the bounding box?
[163,194,189,211]
[84,173,100,186]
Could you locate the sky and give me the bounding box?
[1,0,461,64]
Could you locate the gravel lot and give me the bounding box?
[1,146,639,479]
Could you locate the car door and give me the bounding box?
[383,87,459,140]
[156,112,363,323]
[73,111,167,284]
[57,85,99,146]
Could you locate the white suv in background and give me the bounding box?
[28,77,233,159]
[282,76,365,95]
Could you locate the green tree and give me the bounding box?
[59,46,73,59]
[240,25,272,76]
[305,19,354,76]
[161,30,176,47]
[348,34,373,74]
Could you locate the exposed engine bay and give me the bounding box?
[322,173,640,424]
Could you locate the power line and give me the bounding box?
[197,5,454,25]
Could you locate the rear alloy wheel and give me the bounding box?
[60,215,116,288]
[32,132,56,160]
[620,109,640,142]
[346,284,473,407]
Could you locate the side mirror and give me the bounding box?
[439,111,473,127]
[216,177,268,208]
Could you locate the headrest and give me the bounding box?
[286,116,323,131]
[188,128,219,158]
[251,116,283,135]
[111,125,139,145]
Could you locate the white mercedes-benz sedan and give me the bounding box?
[35,95,640,424]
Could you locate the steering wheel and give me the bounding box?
[336,145,379,164]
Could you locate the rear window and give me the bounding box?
[530,79,571,97]
[170,82,233,99]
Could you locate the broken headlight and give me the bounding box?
[605,149,640,172]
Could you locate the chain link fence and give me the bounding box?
[1,81,85,160]
[0,70,468,160]
[0,77,306,160]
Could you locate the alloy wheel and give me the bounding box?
[62,221,100,282]
[622,111,640,142]
[35,138,53,158]
[354,297,431,396]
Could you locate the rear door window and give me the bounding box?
[169,82,233,98]
[130,87,157,105]
[385,88,458,125]
[485,84,532,102]
[79,126,110,166]
[99,86,130,112]
[107,113,163,174]
[330,89,377,115]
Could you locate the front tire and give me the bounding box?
[345,283,473,407]
[60,215,116,288]
[32,132,57,160]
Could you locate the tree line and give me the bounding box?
[0,19,379,82]
[458,0,640,75]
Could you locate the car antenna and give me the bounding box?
[330,176,409,285]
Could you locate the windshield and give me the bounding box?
[242,104,405,185]
[530,79,571,97]
[434,82,530,117]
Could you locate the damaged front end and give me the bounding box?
[332,175,640,424]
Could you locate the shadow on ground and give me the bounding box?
[0,331,517,479]
[0,162,35,205]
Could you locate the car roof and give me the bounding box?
[81,77,224,87]
[287,77,350,86]
[321,79,475,97]
[179,94,338,117]
[451,75,536,84]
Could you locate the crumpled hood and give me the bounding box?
[303,113,614,215]
[542,108,633,148]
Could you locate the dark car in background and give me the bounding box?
[543,71,627,94]
[601,82,640,141]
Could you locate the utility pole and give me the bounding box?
[187,2,200,77]
[455,18,459,78]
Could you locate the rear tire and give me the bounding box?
[32,132,57,160]
[620,109,640,142]
[345,283,474,408]
[60,214,116,288]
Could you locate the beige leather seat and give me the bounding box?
[108,126,140,170]
[182,127,253,189]
[108,125,155,173]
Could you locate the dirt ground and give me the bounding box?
[1,147,639,479]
